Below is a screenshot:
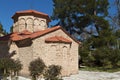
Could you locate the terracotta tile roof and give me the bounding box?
[45,36,72,43]
[12,10,51,22]
[0,26,80,44]
[30,26,60,39]
[16,10,48,16]
[20,30,32,35]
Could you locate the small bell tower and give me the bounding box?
[12,10,51,33]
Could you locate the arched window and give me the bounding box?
[19,18,25,25]
[34,19,40,26]
[33,19,40,31]
[40,20,47,30]
[62,46,68,59]
[26,18,33,25]
[26,18,33,32]
[18,18,25,32]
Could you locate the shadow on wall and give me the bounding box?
[0,41,17,79]
[0,41,16,58]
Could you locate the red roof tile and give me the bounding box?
[20,30,32,35]
[45,36,72,43]
[16,10,48,16]
[0,26,80,44]
[12,10,51,22]
[30,26,60,39]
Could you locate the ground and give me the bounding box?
[63,71,120,80]
[16,71,120,80]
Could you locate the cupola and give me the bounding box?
[12,10,51,33]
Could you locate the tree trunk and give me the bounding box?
[3,69,7,80]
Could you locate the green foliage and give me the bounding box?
[108,49,120,67]
[80,42,120,68]
[11,59,22,74]
[44,65,62,80]
[80,66,120,72]
[52,0,109,35]
[115,30,120,38]
[29,58,46,80]
[0,58,22,78]
[52,0,120,72]
[10,26,13,33]
[29,58,63,80]
[52,0,120,69]
[52,0,111,52]
[0,23,7,35]
[52,0,115,69]
[116,0,120,27]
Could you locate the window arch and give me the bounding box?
[19,18,25,25]
[62,46,68,59]
[26,18,33,25]
[18,18,26,32]
[34,18,40,26]
[26,18,33,32]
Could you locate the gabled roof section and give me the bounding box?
[0,26,80,44]
[12,10,51,22]
[45,36,72,44]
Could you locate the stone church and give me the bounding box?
[0,10,80,76]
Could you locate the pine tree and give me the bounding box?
[52,0,109,37]
[52,0,120,68]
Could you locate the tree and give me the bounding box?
[29,58,46,80]
[10,26,13,33]
[109,0,120,49]
[52,0,120,68]
[110,0,120,28]
[0,58,22,80]
[0,23,7,36]
[52,0,109,38]
[44,65,62,80]
[10,59,22,76]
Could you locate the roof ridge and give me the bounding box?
[0,26,80,44]
[12,10,51,22]
[15,10,48,16]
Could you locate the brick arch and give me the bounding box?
[34,18,40,26]
[26,18,33,32]
[26,18,33,25]
[18,18,26,32]
[33,18,42,31]
[19,18,25,25]
[40,20,46,23]
[40,20,47,28]
[62,46,68,58]
[49,45,57,64]
[62,46,69,76]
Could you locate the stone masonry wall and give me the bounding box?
[6,29,79,77]
[9,42,19,59]
[13,16,48,33]
[18,45,33,76]
[0,41,9,58]
[32,29,79,76]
